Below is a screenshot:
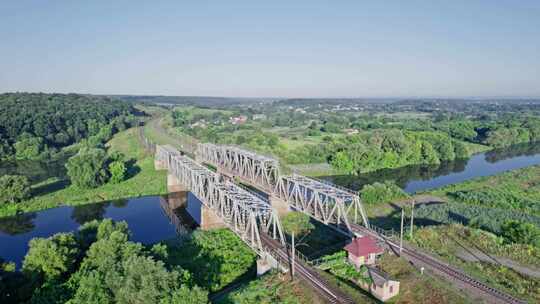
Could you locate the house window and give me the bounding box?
[389,286,393,293]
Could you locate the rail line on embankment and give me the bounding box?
[351,224,526,304]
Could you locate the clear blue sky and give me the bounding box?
[1,1,539,98]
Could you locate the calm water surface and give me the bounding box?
[323,142,540,193]
[0,193,201,267]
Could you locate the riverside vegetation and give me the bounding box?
[0,219,208,303]
[0,93,170,217]
[0,220,317,304]
[0,127,167,218]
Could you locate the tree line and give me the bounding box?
[168,103,540,174]
[0,219,208,303]
[0,93,138,160]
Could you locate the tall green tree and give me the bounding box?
[108,161,127,184]
[0,175,31,204]
[14,134,46,160]
[22,233,80,281]
[281,212,314,278]
[65,148,109,189]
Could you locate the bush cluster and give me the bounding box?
[360,181,410,205]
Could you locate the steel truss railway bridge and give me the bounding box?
[154,140,524,304]
[155,144,355,303]
[196,143,370,233]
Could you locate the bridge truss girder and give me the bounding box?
[156,145,285,256]
[197,143,280,192]
[275,174,370,233]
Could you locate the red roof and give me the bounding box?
[344,236,384,257]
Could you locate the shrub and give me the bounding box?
[501,220,540,247]
[0,175,31,204]
[108,161,127,184]
[413,202,540,234]
[360,181,409,204]
[168,229,256,292]
[448,190,540,216]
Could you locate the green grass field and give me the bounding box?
[405,165,540,302]
[410,225,539,302]
[215,271,323,304]
[426,164,540,216]
[0,128,167,218]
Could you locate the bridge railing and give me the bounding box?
[138,127,156,154]
[234,183,270,203]
[306,175,359,197]
[370,225,396,239]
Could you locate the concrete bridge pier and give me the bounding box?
[167,174,188,193]
[200,206,226,230]
[269,195,290,216]
[257,252,281,276]
[165,191,187,210]
[155,159,167,170]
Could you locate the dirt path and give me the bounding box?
[144,117,198,156]
[457,249,540,278]
[412,194,448,204]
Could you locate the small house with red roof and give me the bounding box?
[344,235,384,267]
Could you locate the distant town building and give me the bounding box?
[229,115,248,125]
[253,114,266,120]
[343,128,359,135]
[190,120,207,129]
[344,235,384,267]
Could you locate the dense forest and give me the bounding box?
[0,93,137,160]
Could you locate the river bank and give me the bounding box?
[0,128,167,218]
[323,141,540,194]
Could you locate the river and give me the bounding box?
[0,193,201,267]
[322,141,540,193]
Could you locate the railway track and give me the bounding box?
[351,224,526,304]
[260,233,355,304]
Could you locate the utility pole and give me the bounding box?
[400,208,404,254]
[410,200,415,239]
[291,232,296,278]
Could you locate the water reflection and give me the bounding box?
[322,159,468,192]
[0,213,37,235]
[0,194,201,267]
[485,141,540,163]
[323,142,540,193]
[71,203,110,224]
[0,158,67,184]
[111,198,129,208]
[160,192,198,237]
